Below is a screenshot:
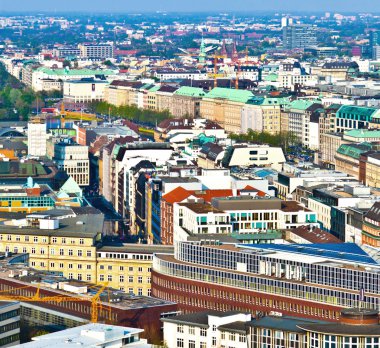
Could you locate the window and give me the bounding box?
[138,276,143,283]
[50,263,55,268]
[77,274,82,281]
[77,264,82,269]
[129,267,133,272]
[200,343,207,348]
[59,249,64,256]
[78,250,83,257]
[68,249,73,256]
[138,267,143,272]
[212,325,217,332]
[129,276,134,283]
[212,337,216,346]
[68,264,73,269]
[68,273,73,279]
[52,237,57,243]
[86,251,92,257]
[79,238,84,245]
[176,338,184,348]
[62,238,66,244]
[189,327,195,335]
[138,288,143,296]
[229,333,235,341]
[31,248,36,254]
[119,275,124,283]
[177,325,184,333]
[59,263,64,268]
[129,288,134,294]
[108,266,112,270]
[119,266,124,271]
[221,332,225,340]
[188,340,195,348]
[87,274,92,281]
[239,334,246,343]
[201,328,207,337]
[50,249,55,255]
[87,265,91,270]
[107,275,112,282]
[33,236,38,243]
[100,265,104,270]
[147,289,151,296]
[99,275,104,281]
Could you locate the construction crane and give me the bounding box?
[0,283,110,323]
[212,54,226,88]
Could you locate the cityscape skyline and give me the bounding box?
[1,0,380,13]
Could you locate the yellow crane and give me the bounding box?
[0,283,110,323]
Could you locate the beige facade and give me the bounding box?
[320,133,348,168]
[171,95,201,118]
[200,98,245,133]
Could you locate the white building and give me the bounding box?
[162,311,251,348]
[54,140,90,186]
[18,323,150,348]
[63,79,109,104]
[78,44,114,59]
[28,118,47,157]
[0,302,20,347]
[222,144,286,171]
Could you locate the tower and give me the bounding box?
[198,37,207,65]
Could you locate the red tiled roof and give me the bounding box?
[241,185,267,197]
[162,186,193,204]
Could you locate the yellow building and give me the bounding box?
[104,81,141,107]
[96,245,173,296]
[0,213,173,297]
[199,88,254,133]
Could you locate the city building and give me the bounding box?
[362,202,380,247]
[63,78,109,104]
[200,88,254,133]
[173,196,318,243]
[78,44,114,59]
[221,144,286,171]
[19,323,150,348]
[282,24,318,49]
[152,240,380,321]
[53,139,90,186]
[162,311,251,348]
[335,105,380,133]
[27,117,47,157]
[0,302,20,347]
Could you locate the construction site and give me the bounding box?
[0,253,177,344]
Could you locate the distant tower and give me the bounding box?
[221,40,227,57]
[232,41,239,62]
[198,37,207,65]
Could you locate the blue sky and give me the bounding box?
[1,0,380,12]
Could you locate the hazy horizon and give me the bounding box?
[1,0,380,13]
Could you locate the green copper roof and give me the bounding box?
[336,105,380,120]
[336,143,372,159]
[288,99,317,111]
[37,67,116,76]
[204,87,254,103]
[174,86,207,98]
[344,129,380,138]
[248,96,291,106]
[264,73,278,82]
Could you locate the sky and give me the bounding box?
[1,0,380,13]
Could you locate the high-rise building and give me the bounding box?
[283,24,318,49]
[78,43,114,59]
[370,31,380,52]
[27,117,47,157]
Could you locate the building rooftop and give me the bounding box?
[344,129,380,139]
[337,105,380,119]
[18,323,146,348]
[204,87,254,103]
[240,243,379,266]
[174,86,207,98]
[161,311,244,328]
